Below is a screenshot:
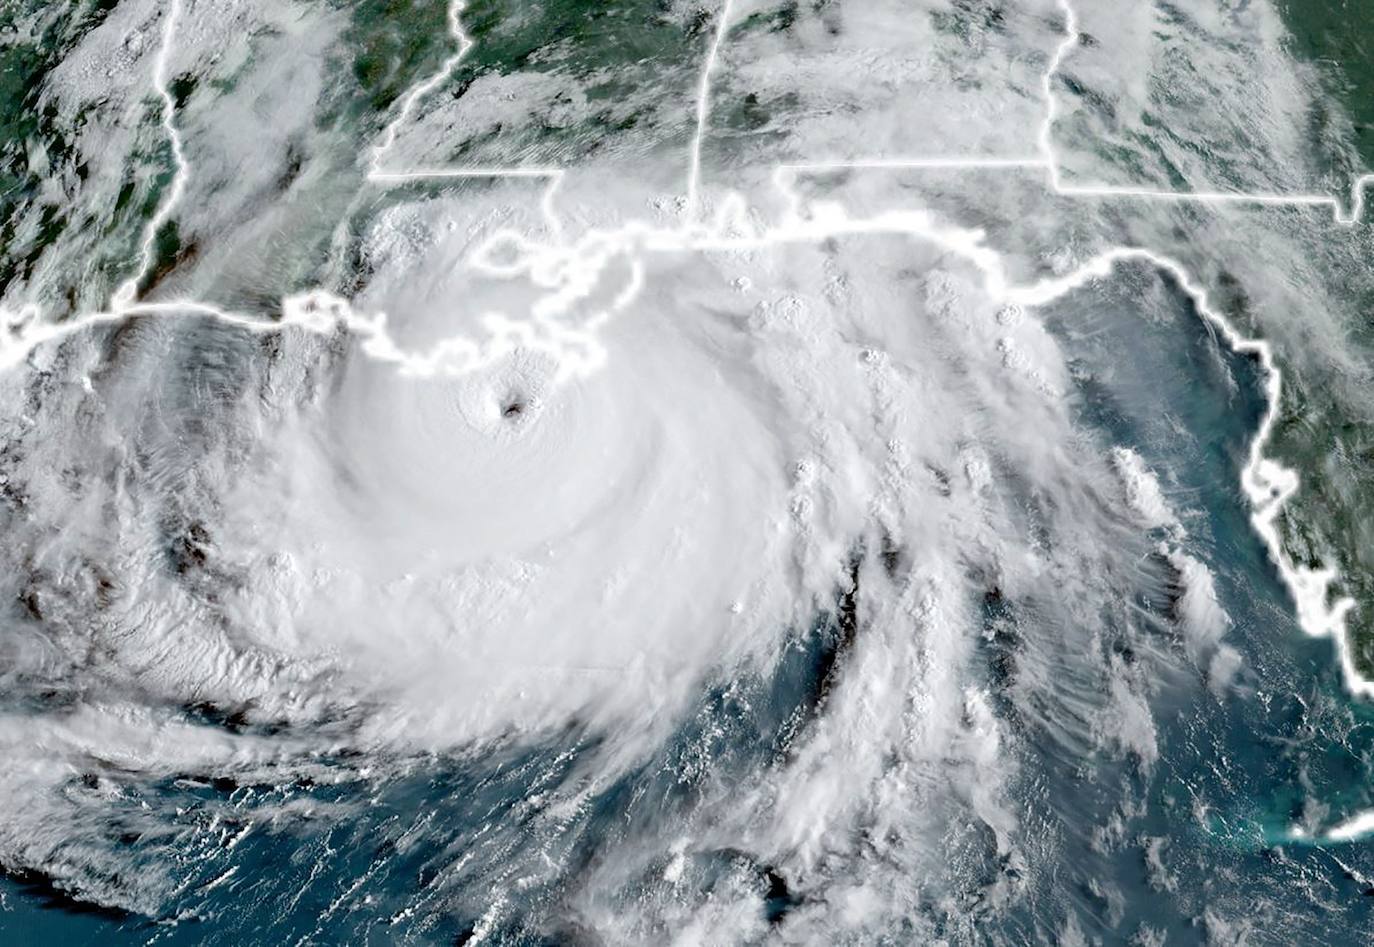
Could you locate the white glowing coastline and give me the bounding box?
[0,0,1369,705]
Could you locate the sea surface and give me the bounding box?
[1,1,1373,943]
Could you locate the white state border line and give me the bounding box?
[111,0,188,311]
[0,0,1371,720]
[1039,0,1374,223]
[762,0,1374,223]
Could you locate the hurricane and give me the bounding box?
[1,0,1373,943]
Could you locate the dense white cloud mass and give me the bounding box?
[0,196,1260,933]
[0,0,1372,941]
